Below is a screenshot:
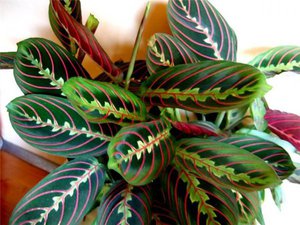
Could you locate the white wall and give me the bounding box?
[0,1,299,224]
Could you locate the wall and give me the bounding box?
[0,1,299,224]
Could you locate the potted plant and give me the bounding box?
[1,0,299,224]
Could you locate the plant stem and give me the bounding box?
[124,2,151,90]
[215,111,226,128]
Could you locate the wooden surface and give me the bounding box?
[0,150,48,225]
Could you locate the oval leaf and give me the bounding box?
[108,119,174,186]
[161,165,239,225]
[210,135,295,179]
[49,0,82,54]
[265,109,300,152]
[235,191,265,225]
[9,157,105,225]
[62,77,147,125]
[0,52,15,69]
[140,60,271,113]
[97,180,152,225]
[175,138,281,191]
[13,37,89,95]
[7,94,118,157]
[50,0,122,77]
[167,0,237,61]
[146,33,198,74]
[248,46,300,76]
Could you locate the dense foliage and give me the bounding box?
[1,0,299,224]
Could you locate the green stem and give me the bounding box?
[215,111,226,128]
[124,2,151,90]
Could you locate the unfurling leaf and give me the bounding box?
[146,33,198,74]
[50,0,122,77]
[167,0,237,61]
[161,165,239,225]
[7,94,118,157]
[140,60,271,113]
[265,109,300,152]
[49,0,82,54]
[108,119,174,185]
[13,38,89,95]
[97,180,152,225]
[175,138,281,191]
[9,157,105,225]
[210,135,295,179]
[249,46,300,76]
[62,77,147,125]
[0,52,16,69]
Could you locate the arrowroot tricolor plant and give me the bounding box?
[1,0,299,224]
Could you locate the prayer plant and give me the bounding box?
[1,0,300,224]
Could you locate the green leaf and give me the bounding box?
[210,135,296,179]
[108,119,174,186]
[151,201,180,225]
[140,60,271,113]
[167,0,237,61]
[49,0,82,54]
[250,98,268,131]
[9,157,105,225]
[248,46,300,76]
[62,77,147,125]
[161,165,239,225]
[7,94,118,157]
[97,180,152,225]
[146,33,198,74]
[50,0,122,77]
[175,138,281,191]
[0,52,16,69]
[234,191,265,225]
[13,37,89,95]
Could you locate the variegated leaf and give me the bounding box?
[248,46,300,76]
[167,0,237,61]
[140,60,271,113]
[147,33,198,74]
[108,119,174,186]
[175,138,281,191]
[172,120,225,137]
[250,98,268,131]
[49,0,82,54]
[210,135,295,179]
[9,157,105,225]
[50,0,122,77]
[161,165,239,225]
[234,191,264,225]
[96,60,150,94]
[265,109,300,152]
[62,77,147,125]
[13,38,89,95]
[0,52,15,69]
[151,201,180,225]
[7,94,118,157]
[97,180,152,225]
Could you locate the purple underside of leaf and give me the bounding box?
[50,0,121,77]
[265,109,300,152]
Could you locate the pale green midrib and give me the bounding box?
[178,165,220,225]
[121,128,170,163]
[11,108,111,140]
[26,53,64,89]
[257,60,300,73]
[177,150,265,185]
